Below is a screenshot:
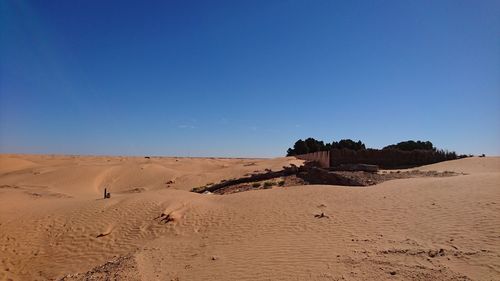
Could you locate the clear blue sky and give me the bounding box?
[1,0,499,157]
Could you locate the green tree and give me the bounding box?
[331,139,366,150]
[304,138,325,153]
[383,140,435,151]
[286,139,310,156]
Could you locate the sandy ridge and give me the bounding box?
[0,155,498,280]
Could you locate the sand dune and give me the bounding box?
[0,155,499,280]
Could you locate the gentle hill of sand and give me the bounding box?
[0,154,302,197]
[0,155,499,281]
[418,156,500,174]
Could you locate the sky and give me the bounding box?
[1,0,499,157]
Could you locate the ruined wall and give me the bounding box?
[296,148,456,169]
[296,151,330,168]
[330,148,456,169]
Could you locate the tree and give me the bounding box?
[383,140,435,151]
[286,139,310,156]
[286,138,329,156]
[331,139,366,151]
[287,138,366,155]
[304,138,325,153]
[285,138,459,165]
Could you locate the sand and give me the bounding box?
[0,155,499,281]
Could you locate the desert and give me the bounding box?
[0,154,499,281]
[2,1,499,280]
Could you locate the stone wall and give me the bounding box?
[329,148,455,169]
[296,150,330,168]
[296,148,455,169]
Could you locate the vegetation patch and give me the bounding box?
[263,181,275,188]
[286,138,473,168]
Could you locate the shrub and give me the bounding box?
[278,180,285,186]
[252,182,261,188]
[263,181,274,188]
[191,186,205,193]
